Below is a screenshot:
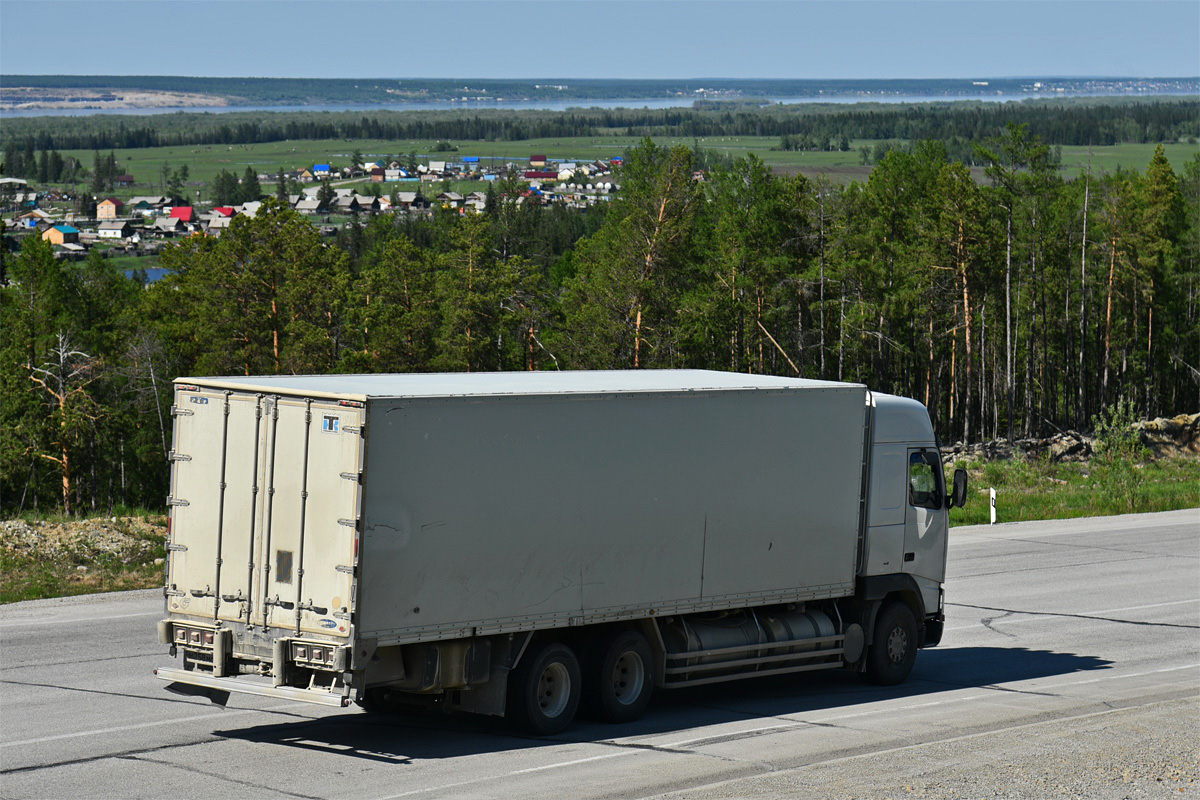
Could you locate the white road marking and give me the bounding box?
[0,611,161,629]
[0,702,308,748]
[945,598,1200,631]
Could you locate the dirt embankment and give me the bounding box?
[0,516,167,602]
[942,413,1200,464]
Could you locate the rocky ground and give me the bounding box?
[0,516,166,602]
[941,413,1200,464]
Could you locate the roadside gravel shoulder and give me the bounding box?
[651,697,1199,799]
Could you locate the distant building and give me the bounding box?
[313,164,332,178]
[129,196,169,215]
[169,207,196,223]
[98,220,132,239]
[530,154,547,167]
[42,224,80,245]
[370,167,386,182]
[96,198,125,219]
[114,174,136,187]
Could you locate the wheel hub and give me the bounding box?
[886,626,908,664]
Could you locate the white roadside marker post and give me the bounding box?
[990,488,997,524]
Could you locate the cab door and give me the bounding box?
[903,449,948,583]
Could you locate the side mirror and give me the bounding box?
[949,468,968,509]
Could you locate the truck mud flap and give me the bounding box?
[154,667,351,708]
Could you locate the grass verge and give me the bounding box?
[949,456,1200,527]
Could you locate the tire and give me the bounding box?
[582,629,655,724]
[863,601,919,686]
[506,641,581,735]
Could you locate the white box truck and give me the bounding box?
[155,370,966,733]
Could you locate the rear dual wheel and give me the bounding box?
[582,629,654,724]
[506,641,582,735]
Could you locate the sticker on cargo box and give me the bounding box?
[189,396,208,405]
[318,618,338,629]
[321,415,339,433]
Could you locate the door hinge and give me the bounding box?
[332,610,352,620]
[170,406,194,417]
[165,588,185,597]
[169,451,192,462]
[339,472,361,483]
[335,564,354,574]
[167,543,189,552]
[342,425,362,435]
[167,497,190,507]
[337,518,358,528]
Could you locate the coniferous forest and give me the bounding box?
[2,129,1197,515]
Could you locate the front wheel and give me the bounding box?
[582,629,654,723]
[506,641,581,735]
[862,601,918,686]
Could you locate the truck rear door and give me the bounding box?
[166,387,363,640]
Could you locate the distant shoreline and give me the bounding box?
[4,91,1197,119]
[3,75,1195,118]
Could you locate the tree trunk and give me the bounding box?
[1004,208,1014,442]
[1077,170,1089,426]
[1102,231,1118,405]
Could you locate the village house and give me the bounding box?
[97,220,132,239]
[437,191,464,208]
[128,196,169,216]
[114,174,136,187]
[332,195,360,213]
[205,216,233,235]
[16,208,53,229]
[530,154,547,168]
[152,217,186,235]
[370,167,386,183]
[42,224,80,245]
[96,198,125,219]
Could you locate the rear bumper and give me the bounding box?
[154,667,352,708]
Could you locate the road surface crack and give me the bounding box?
[125,754,321,799]
[948,602,1200,630]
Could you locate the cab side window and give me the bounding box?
[908,451,942,509]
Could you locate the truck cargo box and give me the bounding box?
[165,371,869,647]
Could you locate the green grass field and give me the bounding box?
[57,137,1199,196]
[948,456,1200,527]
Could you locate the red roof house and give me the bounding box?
[212,206,236,217]
[169,207,196,222]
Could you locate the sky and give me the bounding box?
[1,0,1197,81]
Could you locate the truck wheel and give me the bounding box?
[506,641,581,735]
[582,629,654,724]
[863,601,918,686]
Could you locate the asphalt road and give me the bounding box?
[2,509,1197,799]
